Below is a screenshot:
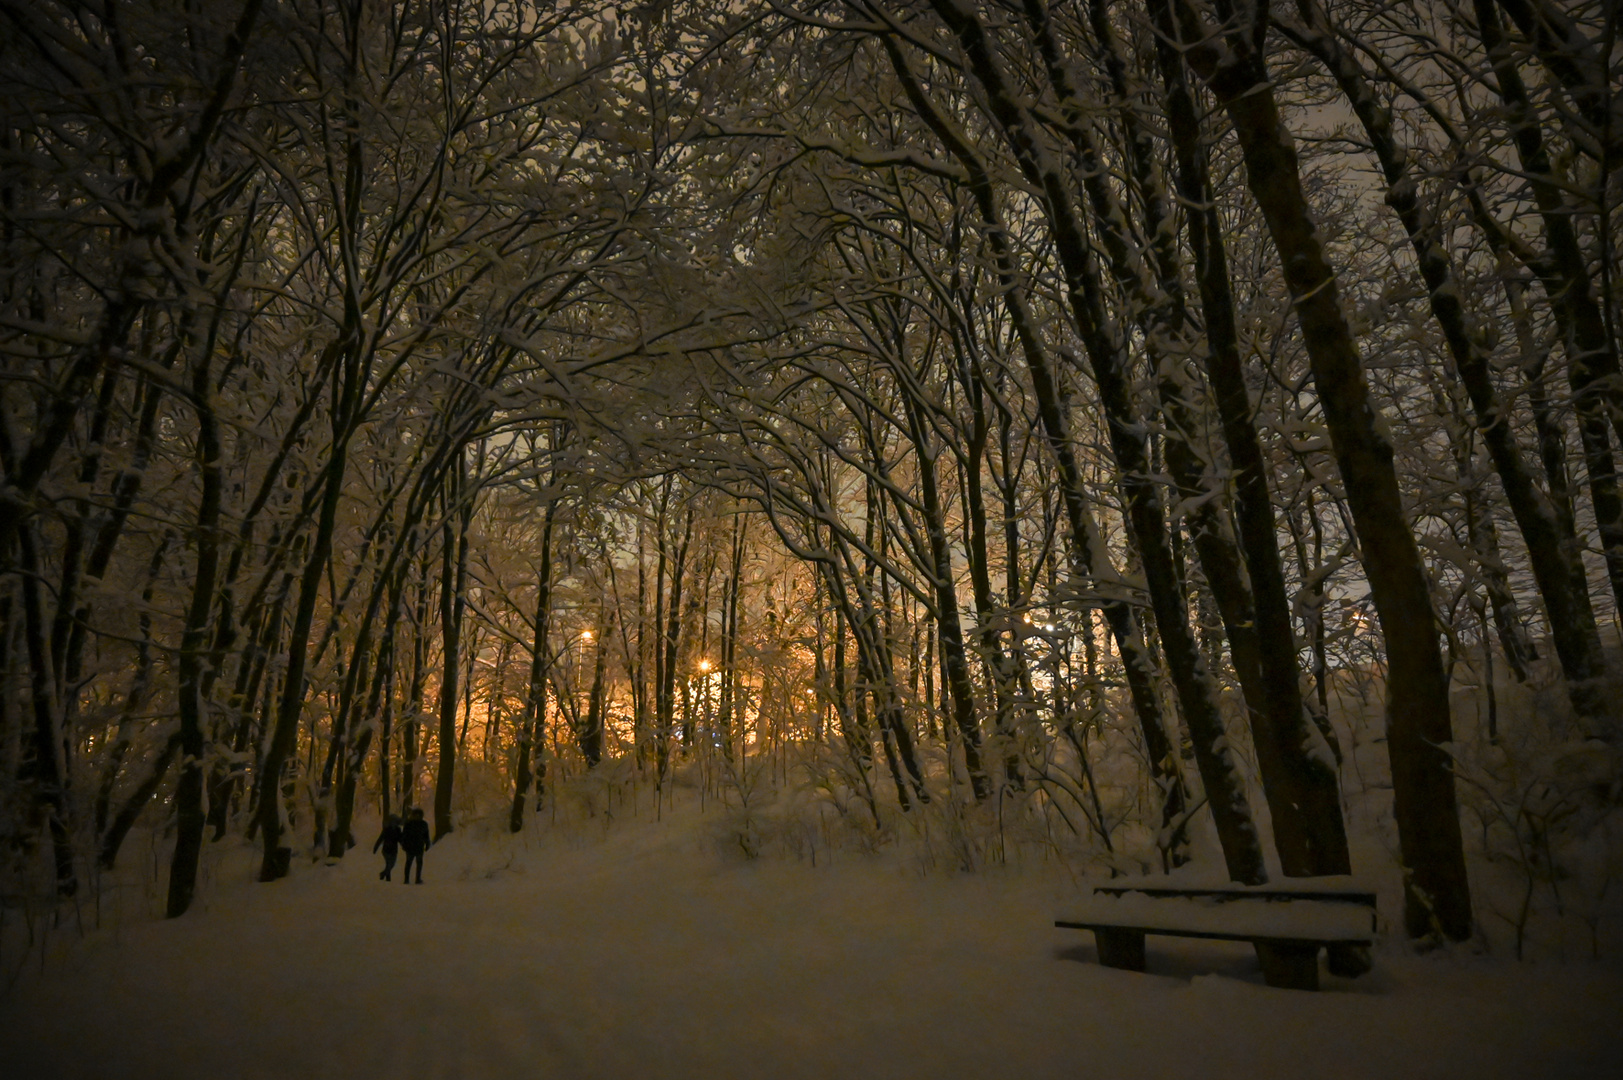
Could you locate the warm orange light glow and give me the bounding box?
[581,630,593,641]
[698,659,712,672]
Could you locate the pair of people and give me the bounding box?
[374,808,430,883]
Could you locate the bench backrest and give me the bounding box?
[1093,885,1376,908]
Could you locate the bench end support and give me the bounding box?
[1254,942,1320,991]
[1095,927,1147,972]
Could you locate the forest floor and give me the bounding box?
[3,785,1623,1080]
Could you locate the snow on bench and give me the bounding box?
[1055,879,1377,991]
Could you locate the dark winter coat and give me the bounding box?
[374,823,402,856]
[400,818,430,855]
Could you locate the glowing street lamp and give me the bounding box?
[698,658,712,673]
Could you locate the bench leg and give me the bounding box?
[1254,942,1320,991]
[1094,928,1146,972]
[1326,943,1372,978]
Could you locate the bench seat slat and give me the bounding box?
[1054,884,1380,990]
[1053,919,1372,947]
[1062,889,1375,937]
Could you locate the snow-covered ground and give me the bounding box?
[4,791,1622,1080]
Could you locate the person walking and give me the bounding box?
[373,815,402,881]
[400,807,430,884]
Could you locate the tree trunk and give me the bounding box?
[16,526,78,896]
[1177,1,1470,937]
[1285,0,1609,735]
[434,464,472,843]
[881,33,1192,865]
[581,610,612,768]
[914,4,1268,881]
[99,732,182,870]
[168,341,226,918]
[511,501,556,831]
[257,388,353,880]
[1146,0,1350,875]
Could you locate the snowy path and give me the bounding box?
[4,809,1622,1080]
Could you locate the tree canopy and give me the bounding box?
[3,0,1621,945]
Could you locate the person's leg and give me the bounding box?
[381,851,396,880]
[414,854,423,884]
[403,852,420,883]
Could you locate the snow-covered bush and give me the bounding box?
[1452,688,1623,959]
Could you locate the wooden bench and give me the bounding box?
[1055,882,1377,991]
